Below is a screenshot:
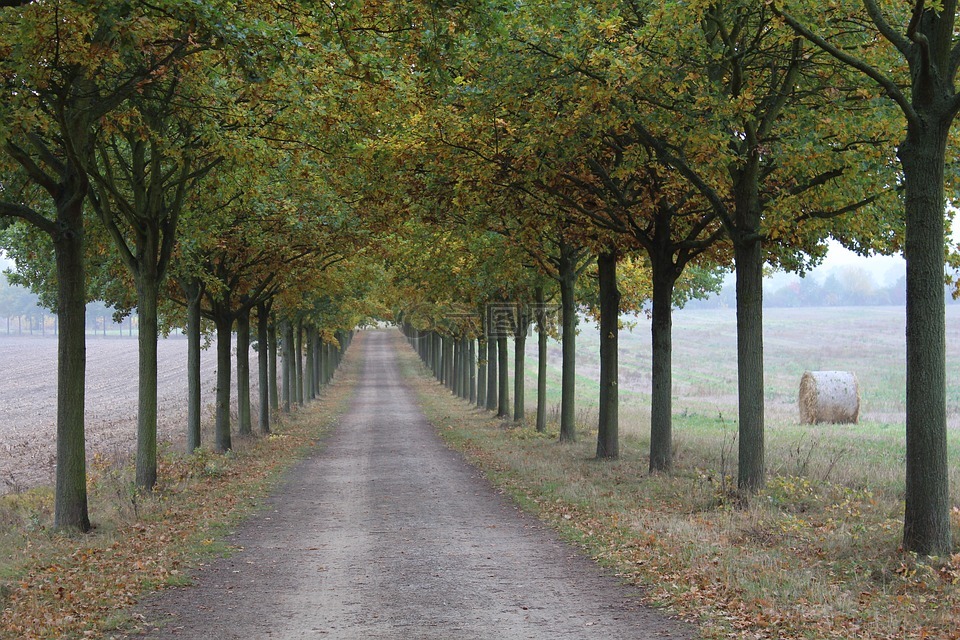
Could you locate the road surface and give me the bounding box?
[126,330,695,639]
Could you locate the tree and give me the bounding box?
[88,62,222,488]
[0,0,205,530]
[776,0,956,557]
[597,1,899,492]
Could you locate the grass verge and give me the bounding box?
[398,336,960,640]
[0,340,361,640]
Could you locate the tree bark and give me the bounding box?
[513,315,527,424]
[558,248,578,442]
[735,233,765,494]
[282,320,292,413]
[306,326,316,401]
[596,250,620,459]
[312,327,323,398]
[486,329,498,411]
[649,255,678,471]
[536,288,548,434]
[135,272,159,490]
[53,202,90,532]
[469,337,477,404]
[461,336,470,398]
[268,316,279,413]
[236,309,252,436]
[214,314,233,452]
[185,280,202,451]
[900,119,952,555]
[497,334,509,419]
[295,321,304,406]
[444,334,452,389]
[325,340,335,383]
[257,302,270,434]
[319,336,328,386]
[432,332,442,380]
[477,335,487,409]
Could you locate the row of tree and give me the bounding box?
[0,1,955,558]
[0,1,382,533]
[372,0,956,558]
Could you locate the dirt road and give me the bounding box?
[126,331,695,639]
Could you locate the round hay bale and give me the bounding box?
[798,371,860,424]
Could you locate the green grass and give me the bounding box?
[525,305,960,417]
[505,305,960,500]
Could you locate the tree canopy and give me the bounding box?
[0,0,948,555]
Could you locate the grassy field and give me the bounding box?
[521,305,960,497]
[532,304,960,420]
[409,306,960,640]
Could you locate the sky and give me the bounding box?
[788,240,906,287]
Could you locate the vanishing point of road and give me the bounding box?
[126,330,695,639]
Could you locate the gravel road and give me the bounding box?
[125,330,695,639]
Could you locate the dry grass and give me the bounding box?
[400,334,960,640]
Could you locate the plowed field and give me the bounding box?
[0,336,256,493]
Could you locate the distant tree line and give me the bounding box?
[688,266,959,309]
[0,277,137,336]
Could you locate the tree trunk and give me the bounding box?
[469,337,477,404]
[558,251,578,442]
[477,335,487,409]
[313,328,321,395]
[282,320,292,413]
[456,336,463,398]
[513,317,527,424]
[306,326,316,401]
[268,316,279,413]
[536,288,548,434]
[460,336,469,397]
[319,336,328,386]
[135,273,159,490]
[900,120,952,555]
[214,314,233,452]
[735,234,765,494]
[497,334,509,419]
[460,337,469,398]
[295,321,304,406]
[649,257,678,471]
[53,205,90,532]
[257,303,270,435]
[325,340,334,383]
[432,332,442,380]
[445,335,453,389]
[596,249,620,459]
[184,280,202,451]
[486,329,498,411]
[236,309,252,437]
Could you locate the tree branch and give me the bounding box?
[796,193,882,222]
[773,4,918,125]
[629,122,737,233]
[863,0,913,58]
[3,141,58,195]
[0,201,56,235]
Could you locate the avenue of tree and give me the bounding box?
[0,1,952,557]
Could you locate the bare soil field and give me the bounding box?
[0,336,257,493]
